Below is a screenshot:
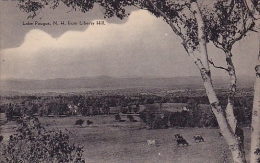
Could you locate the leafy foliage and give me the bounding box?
[140,112,169,129]
[202,0,254,52]
[168,111,190,127]
[1,116,85,163]
[5,105,23,121]
[16,0,201,51]
[254,148,260,163]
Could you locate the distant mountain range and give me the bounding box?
[0,75,255,94]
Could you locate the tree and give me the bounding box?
[1,117,84,163]
[202,1,254,160]
[186,99,201,127]
[242,0,260,162]
[203,0,253,131]
[16,0,253,162]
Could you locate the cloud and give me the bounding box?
[0,9,257,80]
[1,10,194,79]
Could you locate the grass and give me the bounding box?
[1,115,251,163]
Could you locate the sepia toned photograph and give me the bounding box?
[0,0,259,162]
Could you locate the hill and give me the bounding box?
[0,75,254,94]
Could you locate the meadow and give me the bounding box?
[1,114,251,163]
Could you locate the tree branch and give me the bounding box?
[243,0,259,19]
[146,0,185,41]
[227,0,235,15]
[213,41,226,52]
[250,28,258,32]
[230,20,255,45]
[132,4,149,11]
[176,21,182,34]
[208,59,229,72]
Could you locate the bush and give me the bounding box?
[132,104,140,113]
[140,112,168,129]
[153,116,168,129]
[169,111,189,127]
[5,107,23,121]
[168,110,218,128]
[1,116,85,163]
[119,107,128,114]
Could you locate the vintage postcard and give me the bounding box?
[0,0,259,163]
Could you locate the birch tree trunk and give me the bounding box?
[250,12,260,163]
[242,0,260,162]
[251,64,260,163]
[190,1,246,162]
[225,51,237,133]
[225,51,245,152]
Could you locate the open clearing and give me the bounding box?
[1,115,251,163]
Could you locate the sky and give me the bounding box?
[0,0,258,80]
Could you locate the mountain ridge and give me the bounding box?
[0,75,255,93]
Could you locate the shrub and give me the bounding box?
[153,115,168,129]
[169,111,189,127]
[140,112,168,129]
[1,116,85,163]
[5,107,23,121]
[132,104,140,113]
[119,107,128,114]
[168,109,218,128]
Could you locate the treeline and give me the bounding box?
[139,110,218,129]
[140,96,253,129]
[140,106,252,129]
[1,94,253,125]
[2,94,159,119]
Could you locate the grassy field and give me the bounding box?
[1,115,251,163]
